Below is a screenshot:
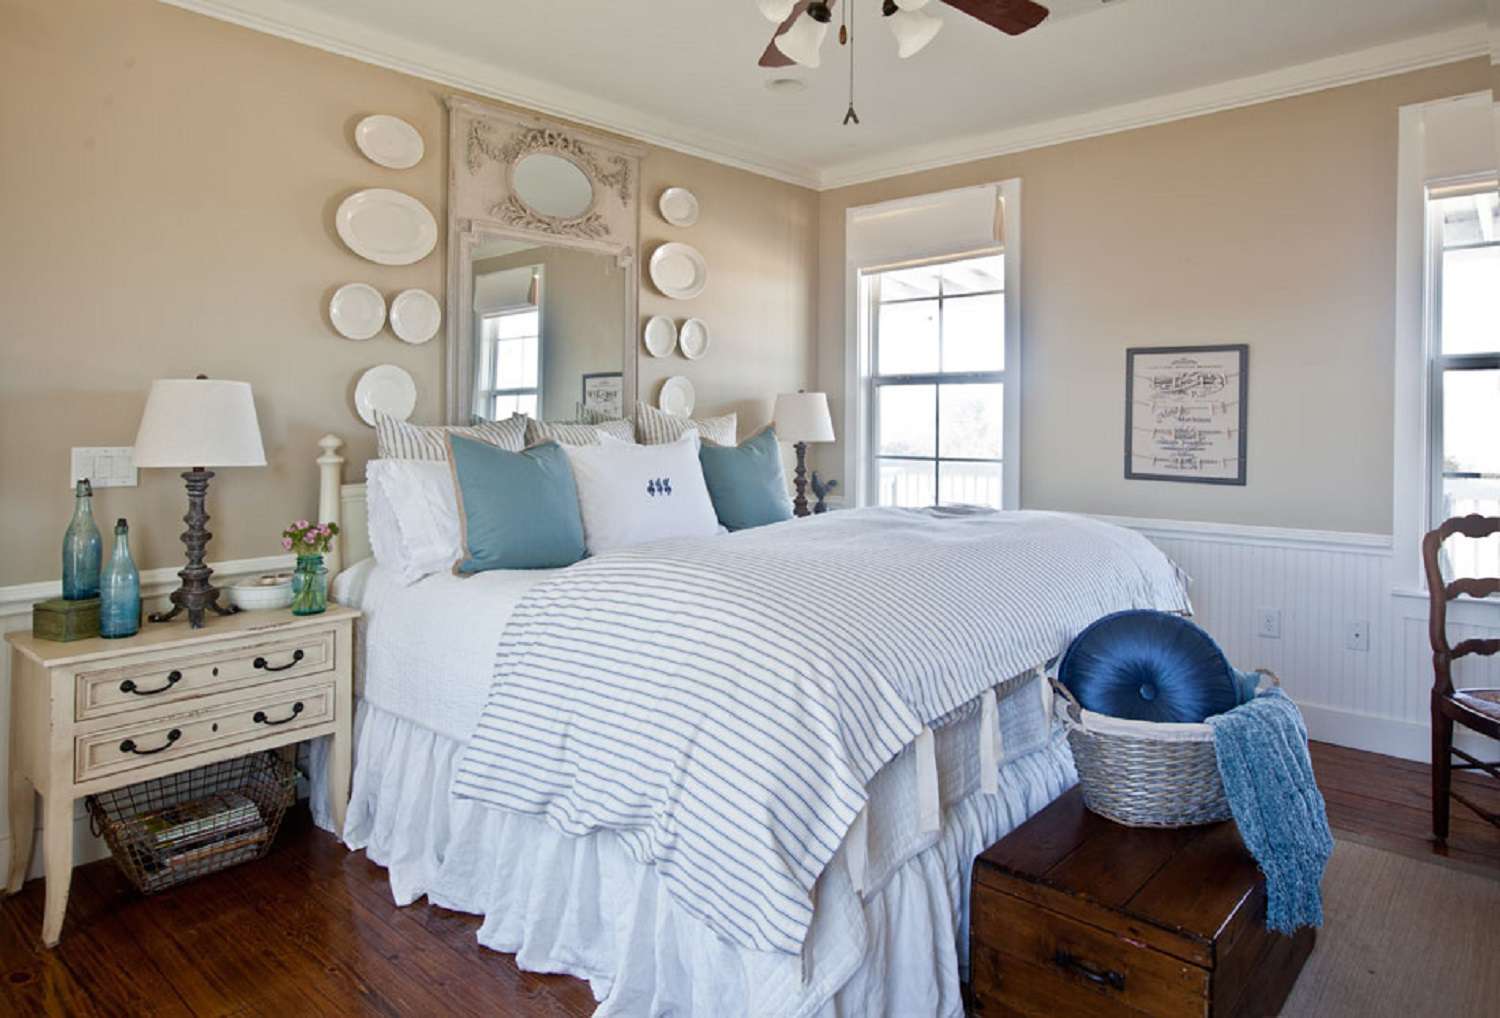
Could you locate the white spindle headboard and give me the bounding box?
[317,435,370,578]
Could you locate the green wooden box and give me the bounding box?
[32,597,101,642]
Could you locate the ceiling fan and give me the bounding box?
[757,0,1049,69]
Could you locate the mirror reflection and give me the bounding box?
[512,153,595,219]
[470,234,626,422]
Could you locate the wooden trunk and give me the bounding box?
[970,786,1315,1018]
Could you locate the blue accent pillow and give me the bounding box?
[448,435,586,572]
[1058,610,1242,724]
[698,426,794,531]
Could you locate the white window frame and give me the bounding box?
[474,301,544,421]
[844,178,1022,509]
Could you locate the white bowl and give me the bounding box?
[229,575,294,612]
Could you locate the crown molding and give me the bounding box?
[156,0,824,189]
[816,22,1488,190]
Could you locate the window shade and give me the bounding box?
[846,183,1003,270]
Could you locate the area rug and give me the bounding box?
[1280,837,1500,1016]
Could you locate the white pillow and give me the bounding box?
[563,432,720,555]
[365,459,462,583]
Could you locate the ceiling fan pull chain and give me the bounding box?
[843,0,860,126]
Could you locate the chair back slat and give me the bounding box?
[1451,637,1500,660]
[1423,514,1500,697]
[1447,578,1500,601]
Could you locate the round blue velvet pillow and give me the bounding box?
[1058,610,1241,724]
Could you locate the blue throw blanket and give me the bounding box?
[1207,689,1333,933]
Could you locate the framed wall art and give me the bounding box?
[1125,344,1248,485]
[582,371,624,418]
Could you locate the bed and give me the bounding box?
[306,435,1190,1017]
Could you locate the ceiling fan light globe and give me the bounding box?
[757,0,797,22]
[777,16,829,68]
[889,8,942,58]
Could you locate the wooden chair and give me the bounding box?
[1424,514,1500,841]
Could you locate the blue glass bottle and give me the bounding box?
[62,479,102,601]
[100,518,141,639]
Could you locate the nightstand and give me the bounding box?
[5,604,358,946]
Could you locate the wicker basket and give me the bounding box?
[85,751,296,894]
[1051,670,1279,828]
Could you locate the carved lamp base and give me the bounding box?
[148,468,239,630]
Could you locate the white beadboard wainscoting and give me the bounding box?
[0,555,292,884]
[1102,515,1500,764]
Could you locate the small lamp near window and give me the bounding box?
[772,391,835,518]
[132,377,267,628]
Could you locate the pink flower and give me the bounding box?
[282,537,293,550]
[295,520,309,530]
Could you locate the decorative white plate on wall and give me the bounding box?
[328,282,386,341]
[658,375,696,417]
[335,188,438,266]
[679,318,710,360]
[354,364,417,426]
[389,288,441,344]
[354,114,425,170]
[643,315,677,358]
[659,187,700,227]
[649,242,707,300]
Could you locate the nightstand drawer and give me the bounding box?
[74,628,336,722]
[75,682,335,783]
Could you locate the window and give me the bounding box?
[862,253,1007,509]
[475,305,542,420]
[1427,184,1500,580]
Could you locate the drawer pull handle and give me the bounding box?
[120,729,182,756]
[253,702,305,726]
[120,671,183,696]
[253,649,305,672]
[1054,951,1125,992]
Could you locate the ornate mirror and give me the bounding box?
[446,98,643,425]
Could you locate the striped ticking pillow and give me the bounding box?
[375,412,528,460]
[636,401,737,446]
[524,416,636,446]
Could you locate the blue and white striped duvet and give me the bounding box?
[452,507,1189,956]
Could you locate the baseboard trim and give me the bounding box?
[1297,700,1491,765]
[1093,514,1393,555]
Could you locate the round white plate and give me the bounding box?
[354,364,417,426]
[328,282,385,341]
[679,318,710,360]
[649,242,707,300]
[389,288,441,344]
[643,315,677,358]
[659,187,700,227]
[658,375,696,417]
[335,188,438,266]
[354,114,425,170]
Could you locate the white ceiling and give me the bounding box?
[168,0,1487,188]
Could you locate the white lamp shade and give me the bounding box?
[889,8,943,58]
[132,379,268,468]
[776,15,828,68]
[773,392,835,444]
[895,0,932,9]
[758,0,796,22]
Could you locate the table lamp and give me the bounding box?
[772,391,835,517]
[132,377,267,628]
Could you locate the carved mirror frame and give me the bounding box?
[445,96,643,424]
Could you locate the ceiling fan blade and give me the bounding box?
[759,1,811,68]
[939,0,1050,36]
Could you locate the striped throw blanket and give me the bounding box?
[453,508,1189,955]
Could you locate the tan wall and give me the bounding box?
[815,60,1491,535]
[0,0,818,587]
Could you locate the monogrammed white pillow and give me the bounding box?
[562,431,719,555]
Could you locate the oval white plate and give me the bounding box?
[659,187,699,227]
[354,114,424,170]
[643,315,677,358]
[389,288,441,344]
[354,364,417,426]
[658,375,696,417]
[679,318,710,360]
[329,282,385,341]
[649,242,707,300]
[335,188,438,266]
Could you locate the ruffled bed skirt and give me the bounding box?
[311,702,1075,1018]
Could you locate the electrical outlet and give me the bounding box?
[1346,619,1370,652]
[1257,608,1281,639]
[70,447,137,489]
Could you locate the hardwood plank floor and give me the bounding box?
[2,741,1496,1016]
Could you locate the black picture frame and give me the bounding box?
[1124,344,1248,486]
[581,372,624,417]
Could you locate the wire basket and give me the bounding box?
[85,751,296,894]
[1051,670,1279,828]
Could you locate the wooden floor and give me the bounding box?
[3,741,1498,1017]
